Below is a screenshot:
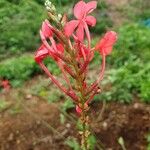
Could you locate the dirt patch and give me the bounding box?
[0,89,150,150]
[0,97,73,150]
[91,102,150,149]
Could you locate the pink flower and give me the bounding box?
[41,19,53,38]
[56,43,64,54]
[35,44,49,63]
[39,20,65,62]
[75,42,93,61]
[64,1,97,41]
[35,43,64,63]
[95,31,118,55]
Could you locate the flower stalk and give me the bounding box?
[34,0,118,149]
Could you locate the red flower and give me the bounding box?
[75,42,93,61]
[38,20,64,63]
[1,80,10,91]
[35,43,64,63]
[95,31,117,55]
[64,1,97,41]
[35,44,49,63]
[41,19,53,38]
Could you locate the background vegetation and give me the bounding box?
[0,0,150,149]
[0,0,150,102]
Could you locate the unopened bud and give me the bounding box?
[58,14,62,21]
[45,0,56,13]
[45,0,51,8]
[97,87,101,94]
[51,5,56,12]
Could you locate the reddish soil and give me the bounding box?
[0,89,150,150]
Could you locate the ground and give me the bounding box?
[0,80,150,150]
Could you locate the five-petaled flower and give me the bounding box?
[64,1,97,41]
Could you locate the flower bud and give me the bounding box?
[45,0,56,13]
[58,14,62,21]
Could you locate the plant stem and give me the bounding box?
[47,16,91,149]
[80,108,89,150]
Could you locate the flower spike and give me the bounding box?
[34,1,118,148]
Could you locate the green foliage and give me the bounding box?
[60,113,66,124]
[97,0,108,9]
[92,23,150,103]
[62,99,74,112]
[91,1,113,34]
[140,79,150,103]
[0,54,39,86]
[95,56,150,103]
[0,0,45,59]
[44,57,61,75]
[30,77,62,102]
[52,0,71,6]
[91,19,113,35]
[112,23,150,102]
[112,23,150,67]
[0,100,9,112]
[87,135,97,150]
[65,137,80,150]
[147,134,150,150]
[0,54,60,87]
[116,24,150,52]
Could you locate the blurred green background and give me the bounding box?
[0,0,150,103]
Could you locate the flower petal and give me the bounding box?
[35,44,49,63]
[96,31,117,55]
[56,43,64,54]
[86,1,97,14]
[64,20,79,37]
[76,23,84,41]
[41,20,53,38]
[74,1,86,19]
[86,15,96,27]
[76,105,82,114]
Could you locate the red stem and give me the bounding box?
[57,61,73,91]
[63,64,76,78]
[86,87,98,104]
[86,53,106,95]
[84,22,91,49]
[39,62,78,102]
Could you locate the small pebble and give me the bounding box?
[66,123,71,128]
[133,103,140,109]
[26,94,32,100]
[102,122,108,130]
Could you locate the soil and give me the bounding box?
[0,88,150,150]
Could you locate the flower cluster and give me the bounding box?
[34,0,117,114]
